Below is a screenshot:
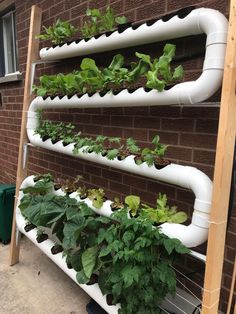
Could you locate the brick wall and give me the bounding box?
[0,0,235,312]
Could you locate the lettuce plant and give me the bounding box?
[140,193,188,224]
[136,44,184,91]
[36,19,77,44]
[81,6,127,39]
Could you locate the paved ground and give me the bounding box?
[0,236,90,314]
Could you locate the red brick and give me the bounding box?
[182,105,220,118]
[110,0,124,15]
[149,130,179,145]
[71,3,88,19]
[110,115,133,127]
[150,106,181,117]
[161,118,194,132]
[88,0,109,8]
[146,181,176,199]
[109,181,131,195]
[136,1,166,21]
[193,149,216,165]
[123,174,147,191]
[134,116,160,129]
[124,128,148,141]
[103,126,123,137]
[102,169,123,182]
[91,115,110,125]
[167,0,202,11]
[180,133,217,149]
[125,0,151,11]
[166,145,192,162]
[195,119,219,134]
[90,175,109,188]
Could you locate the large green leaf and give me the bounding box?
[21,180,54,195]
[169,211,187,223]
[125,195,140,216]
[108,54,124,70]
[81,246,99,278]
[135,52,152,67]
[80,58,100,72]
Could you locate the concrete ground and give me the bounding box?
[0,236,90,314]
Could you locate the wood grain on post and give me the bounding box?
[202,0,236,312]
[9,5,42,266]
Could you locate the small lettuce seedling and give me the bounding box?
[36,19,77,44]
[124,195,141,217]
[141,135,168,167]
[87,188,105,209]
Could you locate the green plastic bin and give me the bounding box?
[0,184,15,244]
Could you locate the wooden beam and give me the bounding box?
[9,5,42,266]
[202,0,236,312]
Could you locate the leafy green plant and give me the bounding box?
[81,6,127,39]
[97,209,189,313]
[136,44,184,92]
[33,46,183,97]
[87,188,105,209]
[110,197,124,211]
[36,19,77,44]
[141,135,168,167]
[125,137,141,154]
[140,193,188,224]
[124,195,140,217]
[19,178,190,313]
[60,175,83,194]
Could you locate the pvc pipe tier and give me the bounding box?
[37,8,228,106]
[26,124,212,247]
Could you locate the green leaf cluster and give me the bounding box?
[36,7,127,45]
[140,193,188,224]
[82,6,127,39]
[141,135,168,166]
[136,44,184,92]
[124,193,187,224]
[34,113,168,165]
[36,19,77,44]
[33,44,183,96]
[19,179,189,313]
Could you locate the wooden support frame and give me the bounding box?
[9,5,42,265]
[202,0,236,312]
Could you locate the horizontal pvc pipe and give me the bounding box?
[40,8,227,60]
[37,8,228,106]
[28,69,223,107]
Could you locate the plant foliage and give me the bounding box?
[32,44,183,96]
[19,178,189,313]
[36,19,77,44]
[81,6,127,39]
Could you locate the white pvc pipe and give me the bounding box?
[37,8,228,105]
[40,8,227,60]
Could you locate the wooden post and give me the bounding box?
[202,0,236,312]
[9,5,42,266]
